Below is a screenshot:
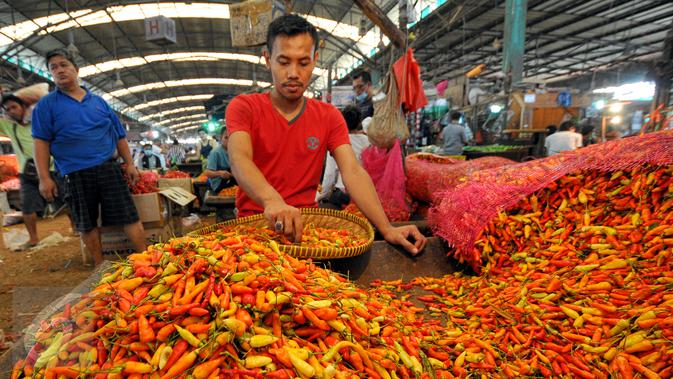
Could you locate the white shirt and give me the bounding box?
[545,131,583,156]
[317,134,370,201]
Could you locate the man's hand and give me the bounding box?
[39,177,58,202]
[381,225,427,256]
[220,170,232,179]
[264,200,303,243]
[125,164,140,185]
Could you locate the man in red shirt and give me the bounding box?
[227,14,426,255]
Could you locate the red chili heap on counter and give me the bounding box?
[380,164,673,378]
[12,228,449,379]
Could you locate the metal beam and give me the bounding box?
[354,0,406,48]
[502,0,527,85]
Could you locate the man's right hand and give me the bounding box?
[264,200,303,243]
[39,177,58,202]
[220,170,232,179]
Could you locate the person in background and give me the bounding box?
[166,138,186,166]
[0,94,68,249]
[226,14,425,255]
[191,131,217,161]
[581,124,596,146]
[32,48,145,266]
[135,143,166,170]
[544,120,583,156]
[317,105,370,208]
[351,70,374,119]
[439,111,467,155]
[204,128,235,193]
[152,139,166,168]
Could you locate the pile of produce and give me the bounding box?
[388,164,673,378]
[123,165,159,194]
[406,153,460,165]
[406,156,514,203]
[218,185,238,197]
[217,224,368,250]
[194,174,208,183]
[462,144,521,153]
[0,177,20,192]
[162,170,191,179]
[12,227,456,378]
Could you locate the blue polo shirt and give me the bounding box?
[32,87,126,175]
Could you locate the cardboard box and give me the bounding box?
[158,178,193,194]
[80,224,172,261]
[229,0,279,47]
[132,193,164,224]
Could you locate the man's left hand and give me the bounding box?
[381,225,427,256]
[125,164,140,184]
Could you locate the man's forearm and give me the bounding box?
[231,156,283,208]
[34,139,52,179]
[116,138,134,165]
[203,169,228,179]
[343,166,393,232]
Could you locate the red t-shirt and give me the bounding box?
[226,93,350,217]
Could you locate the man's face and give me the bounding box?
[352,77,370,97]
[199,132,207,141]
[264,33,317,102]
[3,100,24,122]
[47,55,79,88]
[221,134,228,149]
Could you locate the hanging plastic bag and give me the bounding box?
[367,74,410,149]
[393,48,428,113]
[361,140,410,221]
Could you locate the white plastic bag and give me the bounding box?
[2,228,29,251]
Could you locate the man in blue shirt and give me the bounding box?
[204,128,235,192]
[32,49,145,266]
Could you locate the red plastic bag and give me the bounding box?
[361,140,410,221]
[393,48,428,114]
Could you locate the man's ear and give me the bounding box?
[263,48,271,69]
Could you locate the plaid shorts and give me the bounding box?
[19,172,66,215]
[63,160,139,232]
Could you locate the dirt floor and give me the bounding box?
[0,213,215,354]
[0,215,92,352]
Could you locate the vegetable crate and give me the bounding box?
[132,193,165,224]
[80,224,171,264]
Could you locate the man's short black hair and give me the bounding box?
[546,124,557,135]
[220,127,228,139]
[450,111,462,122]
[143,143,152,148]
[45,48,78,69]
[0,94,26,109]
[559,121,576,131]
[266,14,319,54]
[172,138,179,145]
[352,70,372,84]
[341,105,362,132]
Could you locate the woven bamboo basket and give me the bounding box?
[189,208,374,259]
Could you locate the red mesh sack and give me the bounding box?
[362,140,410,221]
[429,130,673,272]
[406,155,514,203]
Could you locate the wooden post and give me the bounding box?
[354,0,406,49]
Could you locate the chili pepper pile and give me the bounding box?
[218,186,238,198]
[12,229,456,378]
[406,153,460,165]
[162,171,191,179]
[217,224,368,250]
[406,156,514,203]
[194,174,208,183]
[122,165,159,194]
[384,164,672,378]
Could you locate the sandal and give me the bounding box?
[13,242,38,252]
